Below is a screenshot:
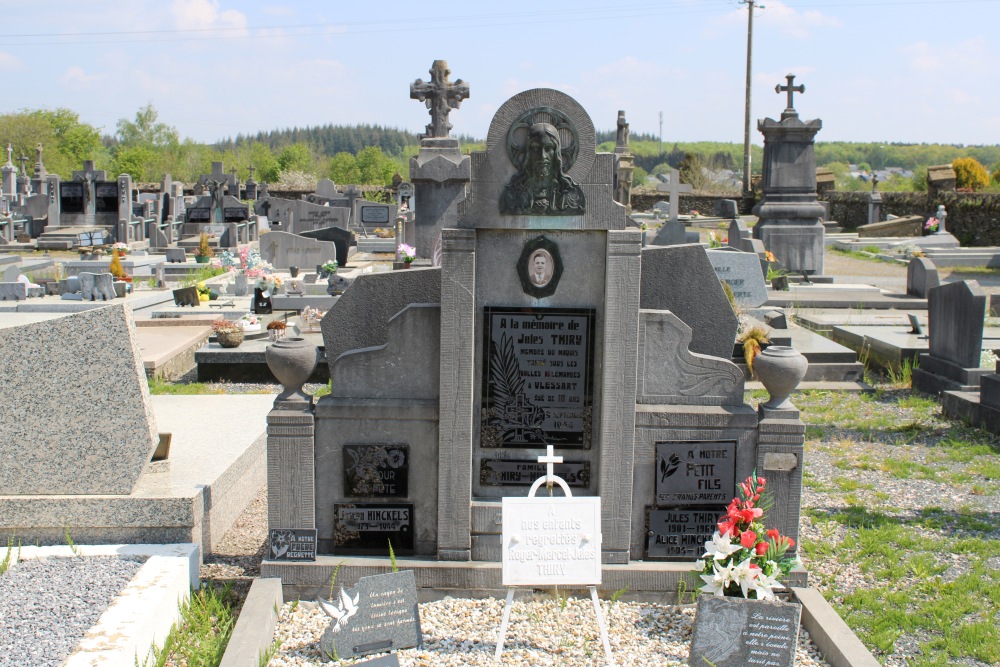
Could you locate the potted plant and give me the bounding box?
[111,241,129,258]
[195,231,214,264]
[398,243,416,268]
[212,318,244,348]
[765,251,789,290]
[319,259,338,279]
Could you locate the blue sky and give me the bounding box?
[2,0,998,146]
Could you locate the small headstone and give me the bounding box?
[165,247,187,263]
[173,286,200,307]
[728,218,750,249]
[715,199,738,219]
[268,528,317,561]
[655,441,735,506]
[651,219,698,246]
[318,571,421,660]
[928,280,986,368]
[907,257,940,298]
[300,226,354,267]
[689,595,802,667]
[705,249,769,308]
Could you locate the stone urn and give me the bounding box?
[265,337,318,406]
[233,272,248,297]
[289,266,300,278]
[754,345,808,410]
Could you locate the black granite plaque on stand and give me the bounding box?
[268,528,317,561]
[344,445,409,498]
[252,287,272,314]
[480,307,595,449]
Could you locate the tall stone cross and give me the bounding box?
[34,143,47,179]
[17,154,28,177]
[537,445,562,488]
[5,144,12,166]
[664,168,693,222]
[776,74,805,115]
[410,60,470,140]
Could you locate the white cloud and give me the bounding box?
[169,0,248,34]
[709,1,840,40]
[59,66,106,87]
[900,37,989,75]
[0,52,22,70]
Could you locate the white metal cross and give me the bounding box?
[537,445,562,486]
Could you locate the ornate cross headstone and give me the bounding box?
[776,74,805,116]
[410,60,469,139]
[34,142,46,179]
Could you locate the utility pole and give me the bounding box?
[741,0,762,196]
[658,111,663,158]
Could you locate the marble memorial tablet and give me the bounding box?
[689,595,802,667]
[319,570,421,660]
[646,506,725,560]
[481,307,595,449]
[361,205,390,224]
[502,496,601,586]
[655,441,736,505]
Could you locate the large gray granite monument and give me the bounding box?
[752,75,827,278]
[262,88,807,598]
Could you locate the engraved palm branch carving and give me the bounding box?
[486,332,547,444]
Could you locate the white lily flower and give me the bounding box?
[702,530,742,561]
[700,559,736,596]
[753,569,785,600]
[730,556,760,599]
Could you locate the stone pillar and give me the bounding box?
[1,162,15,199]
[752,100,826,277]
[410,139,471,259]
[756,406,805,554]
[436,227,476,561]
[598,229,642,564]
[266,407,316,532]
[46,175,60,228]
[868,190,882,226]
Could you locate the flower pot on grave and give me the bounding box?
[194,255,210,264]
[754,345,808,410]
[289,266,300,278]
[216,329,244,348]
[265,337,318,405]
[771,276,789,291]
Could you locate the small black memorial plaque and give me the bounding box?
[186,207,211,223]
[689,595,802,667]
[480,459,590,487]
[333,503,414,555]
[481,307,595,448]
[268,528,317,561]
[360,205,390,224]
[224,206,248,221]
[318,570,422,660]
[344,445,409,498]
[655,441,736,506]
[646,506,724,560]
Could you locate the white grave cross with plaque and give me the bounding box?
[496,445,613,664]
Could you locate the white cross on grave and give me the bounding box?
[664,168,692,222]
[496,446,613,664]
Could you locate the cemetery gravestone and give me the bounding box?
[689,595,802,667]
[927,280,986,368]
[173,287,200,307]
[706,249,769,308]
[260,230,340,271]
[907,256,940,298]
[300,226,354,268]
[318,571,421,660]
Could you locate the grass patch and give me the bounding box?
[148,377,226,395]
[146,582,238,667]
[879,456,937,480]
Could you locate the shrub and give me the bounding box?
[953,157,989,191]
[197,231,213,258]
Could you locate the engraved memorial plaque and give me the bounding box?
[480,459,589,487]
[689,596,802,667]
[344,445,409,498]
[268,528,317,561]
[646,506,725,560]
[481,307,595,448]
[361,205,390,224]
[655,441,736,506]
[186,207,211,223]
[224,206,248,221]
[333,503,414,555]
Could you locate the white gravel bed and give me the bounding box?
[267,594,831,667]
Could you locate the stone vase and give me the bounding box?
[265,337,318,406]
[289,266,300,278]
[755,345,808,410]
[234,272,248,297]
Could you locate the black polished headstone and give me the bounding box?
[344,445,409,498]
[689,595,802,667]
[172,286,200,307]
[655,441,736,506]
[268,528,317,561]
[300,226,355,268]
[479,459,589,487]
[60,182,84,214]
[95,182,118,213]
[332,503,414,555]
[318,571,421,661]
[252,287,272,314]
[480,307,596,449]
[646,506,724,561]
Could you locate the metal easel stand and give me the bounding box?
[493,472,614,665]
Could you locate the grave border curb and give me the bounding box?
[792,586,880,667]
[219,577,283,667]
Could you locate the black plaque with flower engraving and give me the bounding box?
[343,444,409,498]
[480,307,595,449]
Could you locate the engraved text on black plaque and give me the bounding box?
[481,307,595,448]
[646,506,724,561]
[480,459,590,487]
[655,441,736,506]
[344,445,409,497]
[333,503,414,555]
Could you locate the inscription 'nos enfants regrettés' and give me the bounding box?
[481,308,595,449]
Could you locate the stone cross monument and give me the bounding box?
[776,74,805,117]
[409,60,470,140]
